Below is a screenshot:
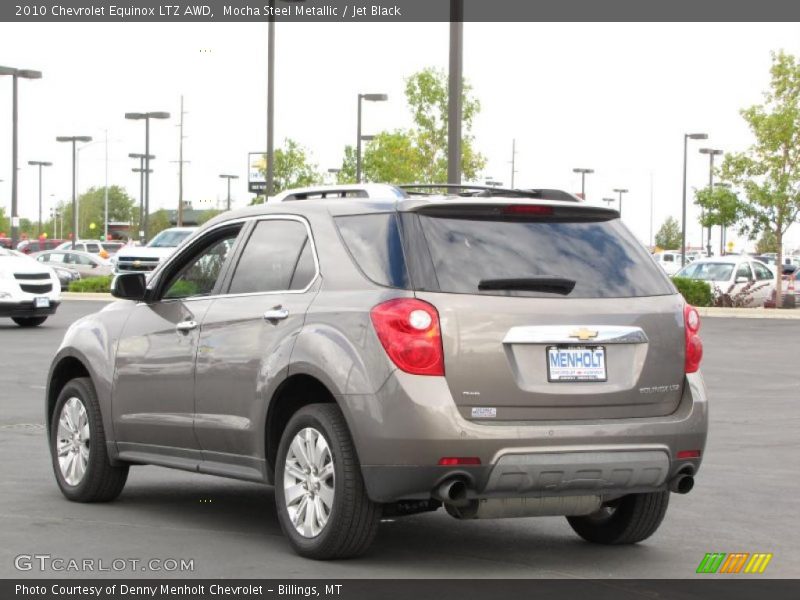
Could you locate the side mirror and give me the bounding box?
[111,272,147,301]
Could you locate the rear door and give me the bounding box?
[404,204,685,421]
[193,216,319,475]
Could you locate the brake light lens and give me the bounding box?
[370,298,445,376]
[438,457,481,466]
[503,205,554,216]
[684,304,703,373]
[677,450,701,459]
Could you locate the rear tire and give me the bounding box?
[13,316,47,327]
[275,403,380,559]
[50,377,128,502]
[566,491,670,545]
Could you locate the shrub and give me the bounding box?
[671,277,713,307]
[68,275,112,293]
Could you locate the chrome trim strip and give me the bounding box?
[503,325,648,345]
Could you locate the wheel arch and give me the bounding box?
[46,352,93,437]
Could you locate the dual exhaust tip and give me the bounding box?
[435,472,695,508]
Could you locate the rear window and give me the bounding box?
[414,213,673,298]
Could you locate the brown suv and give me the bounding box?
[46,184,708,559]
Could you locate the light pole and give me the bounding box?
[715,182,732,254]
[1,65,42,248]
[327,168,341,184]
[602,197,616,208]
[27,161,52,236]
[613,188,628,218]
[125,112,170,243]
[448,0,464,185]
[219,174,239,211]
[56,136,92,249]
[572,167,594,200]
[681,132,708,266]
[356,93,388,183]
[699,147,723,257]
[129,153,155,241]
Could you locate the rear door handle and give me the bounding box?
[176,320,198,333]
[263,308,289,321]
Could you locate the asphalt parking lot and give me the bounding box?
[1,301,798,578]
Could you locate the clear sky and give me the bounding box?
[1,21,800,251]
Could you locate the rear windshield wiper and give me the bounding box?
[478,277,576,295]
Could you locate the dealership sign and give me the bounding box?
[248,152,266,194]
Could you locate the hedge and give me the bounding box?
[68,275,113,293]
[671,276,713,307]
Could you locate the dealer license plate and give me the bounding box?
[35,297,50,308]
[547,345,607,382]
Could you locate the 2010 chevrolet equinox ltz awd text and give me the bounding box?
[46,184,708,559]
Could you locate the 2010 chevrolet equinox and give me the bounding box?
[46,184,708,559]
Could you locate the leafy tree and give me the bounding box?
[197,209,224,225]
[0,207,9,237]
[694,186,742,255]
[59,186,137,240]
[147,209,172,239]
[654,216,682,250]
[755,229,779,254]
[719,51,800,306]
[250,139,322,202]
[338,67,487,184]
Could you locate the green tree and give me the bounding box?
[197,209,224,225]
[755,229,779,254]
[250,138,322,202]
[0,207,9,237]
[147,209,172,238]
[59,186,137,240]
[654,216,682,250]
[719,51,800,306]
[694,186,742,254]
[339,67,487,184]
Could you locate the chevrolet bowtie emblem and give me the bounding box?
[569,328,598,341]
[133,260,141,266]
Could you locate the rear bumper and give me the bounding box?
[0,300,60,318]
[341,371,708,503]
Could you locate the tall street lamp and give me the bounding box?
[356,93,388,183]
[602,197,616,208]
[219,174,239,211]
[572,168,594,200]
[681,132,708,266]
[0,65,42,248]
[448,0,464,185]
[715,181,732,254]
[125,112,170,243]
[613,188,629,218]
[56,136,92,249]
[129,153,155,240]
[699,147,723,257]
[27,160,52,236]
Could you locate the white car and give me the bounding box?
[0,248,61,327]
[114,227,197,274]
[675,255,775,307]
[652,251,683,276]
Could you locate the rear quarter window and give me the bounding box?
[335,213,410,289]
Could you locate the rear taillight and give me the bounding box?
[684,304,703,374]
[503,204,554,216]
[370,298,445,376]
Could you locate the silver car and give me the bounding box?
[46,185,708,559]
[33,249,113,279]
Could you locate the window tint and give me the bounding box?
[416,214,673,298]
[228,219,316,294]
[164,234,239,299]
[735,263,753,281]
[753,262,773,281]
[677,262,733,281]
[86,243,100,253]
[335,214,410,288]
[663,254,674,262]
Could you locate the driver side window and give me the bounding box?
[163,230,240,300]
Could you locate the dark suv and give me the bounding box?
[47,184,707,559]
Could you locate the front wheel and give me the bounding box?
[566,491,670,545]
[275,404,380,559]
[13,316,47,327]
[50,377,128,502]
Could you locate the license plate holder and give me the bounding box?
[35,296,50,308]
[547,345,607,382]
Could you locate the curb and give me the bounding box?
[697,306,800,319]
[60,292,113,301]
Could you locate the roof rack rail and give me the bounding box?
[397,184,581,202]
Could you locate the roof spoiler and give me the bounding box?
[398,184,582,202]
